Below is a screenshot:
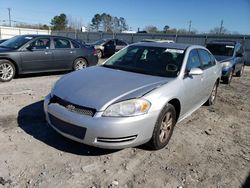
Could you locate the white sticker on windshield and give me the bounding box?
[226,45,234,48]
[25,37,33,40]
[165,49,184,53]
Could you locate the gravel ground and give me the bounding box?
[0,62,249,188]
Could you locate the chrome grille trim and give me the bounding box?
[49,95,96,117]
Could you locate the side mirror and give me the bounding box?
[26,45,33,51]
[189,68,203,76]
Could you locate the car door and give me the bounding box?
[20,37,53,72]
[181,49,205,115]
[104,40,116,56]
[115,39,127,51]
[197,49,217,98]
[51,37,75,70]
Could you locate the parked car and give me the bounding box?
[89,39,128,58]
[0,39,8,44]
[141,39,174,43]
[44,42,221,150]
[206,40,245,84]
[0,35,98,82]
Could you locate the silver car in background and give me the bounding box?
[44,42,221,150]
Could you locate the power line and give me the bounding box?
[188,20,192,33]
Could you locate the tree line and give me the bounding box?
[1,12,240,35]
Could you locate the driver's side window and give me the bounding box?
[186,49,202,72]
[29,38,50,50]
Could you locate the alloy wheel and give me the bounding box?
[74,59,87,70]
[159,112,173,143]
[0,63,14,81]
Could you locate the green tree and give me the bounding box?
[51,13,68,30]
[119,17,128,31]
[90,13,129,32]
[163,25,170,33]
[144,25,158,33]
[91,14,102,31]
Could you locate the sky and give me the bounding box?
[0,0,249,34]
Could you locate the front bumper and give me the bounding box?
[44,94,158,149]
[221,67,233,78]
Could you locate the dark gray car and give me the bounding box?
[89,39,128,58]
[0,35,98,82]
[206,40,245,84]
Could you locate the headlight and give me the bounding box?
[221,61,231,69]
[103,99,151,117]
[50,82,56,97]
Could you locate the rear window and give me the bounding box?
[71,40,80,48]
[54,38,71,49]
[206,44,234,57]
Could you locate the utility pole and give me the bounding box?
[7,8,11,27]
[188,20,192,33]
[219,19,223,34]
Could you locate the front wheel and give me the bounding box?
[223,70,233,84]
[149,104,176,150]
[205,82,218,106]
[73,58,88,71]
[0,60,16,82]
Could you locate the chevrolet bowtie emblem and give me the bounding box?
[66,104,75,111]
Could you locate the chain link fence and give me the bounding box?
[52,31,250,65]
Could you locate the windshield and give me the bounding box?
[0,36,33,49]
[206,44,234,57]
[91,39,106,45]
[103,45,184,77]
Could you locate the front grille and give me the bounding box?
[49,113,86,139]
[97,135,137,143]
[50,95,96,117]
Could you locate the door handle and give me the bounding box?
[45,51,52,55]
[70,51,76,54]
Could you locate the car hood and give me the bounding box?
[214,55,233,62]
[54,66,171,111]
[0,47,16,52]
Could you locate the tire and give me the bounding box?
[0,60,16,82]
[96,49,103,59]
[149,104,176,150]
[235,65,244,77]
[73,58,88,71]
[205,81,218,106]
[223,70,233,84]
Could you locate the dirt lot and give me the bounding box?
[0,64,249,188]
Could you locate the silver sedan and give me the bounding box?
[44,42,221,150]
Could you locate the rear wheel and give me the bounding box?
[205,82,218,106]
[0,60,16,82]
[236,65,244,77]
[73,58,88,71]
[149,104,176,150]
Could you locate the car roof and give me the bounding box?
[132,42,193,50]
[206,40,238,45]
[16,34,76,39]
